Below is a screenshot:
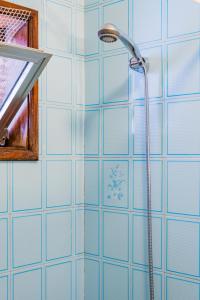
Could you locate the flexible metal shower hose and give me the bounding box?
[143,64,155,300]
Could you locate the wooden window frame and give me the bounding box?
[0,0,40,160]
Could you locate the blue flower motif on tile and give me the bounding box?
[107,165,125,202]
[103,161,129,208]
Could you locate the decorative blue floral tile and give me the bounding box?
[103,160,129,208]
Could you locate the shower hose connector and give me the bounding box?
[129,57,149,73]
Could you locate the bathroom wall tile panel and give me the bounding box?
[12,162,42,212]
[85,59,100,105]
[133,103,162,155]
[75,259,84,300]
[85,160,99,206]
[46,107,72,155]
[85,0,98,7]
[0,219,8,271]
[46,160,72,208]
[13,0,42,11]
[85,110,100,155]
[103,0,129,52]
[75,161,84,205]
[132,46,163,100]
[13,268,42,300]
[75,10,85,55]
[167,161,200,216]
[103,53,129,103]
[46,55,72,104]
[75,110,85,155]
[167,101,200,155]
[167,40,200,97]
[167,0,200,38]
[0,163,7,213]
[103,211,129,261]
[133,160,162,212]
[132,215,162,268]
[75,209,84,254]
[132,269,162,300]
[85,209,99,255]
[75,59,85,105]
[12,215,42,268]
[103,160,129,208]
[133,0,162,43]
[46,1,72,53]
[166,276,200,300]
[167,219,200,276]
[103,262,129,300]
[84,8,99,55]
[46,211,72,261]
[46,262,72,300]
[103,106,129,155]
[0,276,8,300]
[85,259,100,300]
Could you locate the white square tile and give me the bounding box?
[46,1,72,53]
[46,211,72,260]
[0,219,8,271]
[13,215,42,268]
[166,276,200,300]
[132,269,162,300]
[85,160,99,206]
[46,160,72,208]
[46,107,72,155]
[167,40,200,97]
[13,269,42,300]
[12,162,42,212]
[167,101,200,155]
[103,262,129,300]
[167,0,200,37]
[103,211,129,261]
[0,276,8,300]
[133,103,163,155]
[85,259,100,300]
[103,0,129,52]
[85,210,99,255]
[85,59,100,105]
[133,160,162,212]
[103,107,129,155]
[133,215,162,268]
[75,161,84,205]
[46,262,72,300]
[85,8,99,55]
[167,219,200,276]
[133,0,162,43]
[85,110,100,155]
[75,210,84,254]
[0,163,7,213]
[167,161,200,216]
[132,46,163,100]
[46,56,72,104]
[103,53,129,103]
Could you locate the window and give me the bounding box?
[0,0,52,160]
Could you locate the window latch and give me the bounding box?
[0,128,9,146]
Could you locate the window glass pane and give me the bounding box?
[0,56,28,109]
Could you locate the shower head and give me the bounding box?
[98,23,119,43]
[98,23,143,62]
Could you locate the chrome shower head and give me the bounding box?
[98,23,119,43]
[98,23,149,73]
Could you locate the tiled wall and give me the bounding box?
[1,0,200,299]
[83,0,200,299]
[0,0,85,299]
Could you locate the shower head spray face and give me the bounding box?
[98,23,119,43]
